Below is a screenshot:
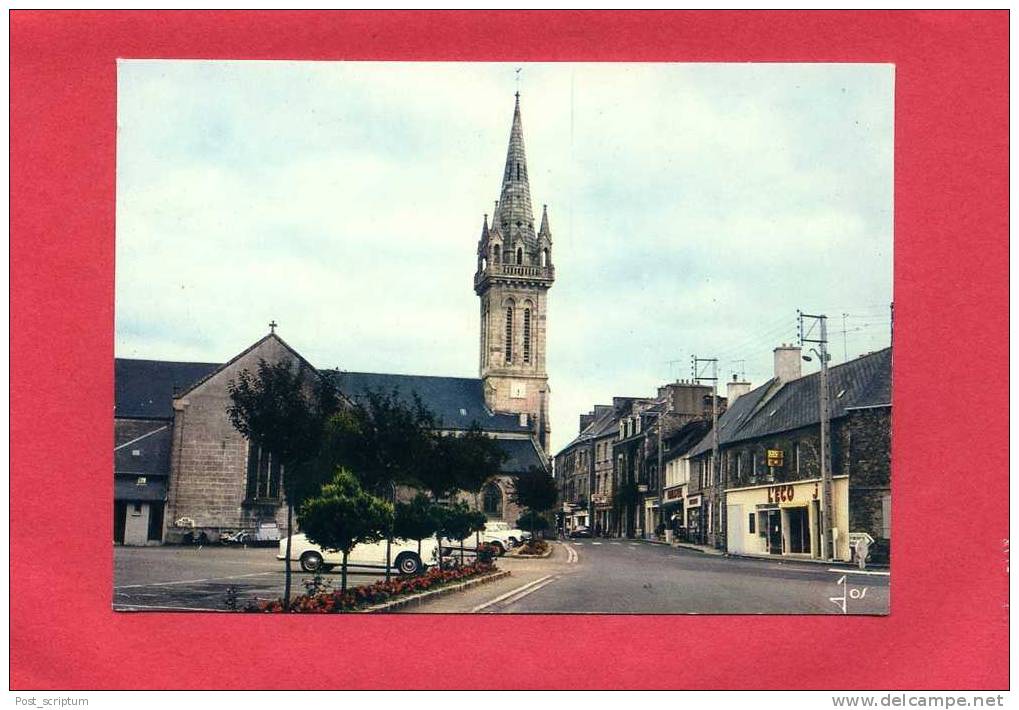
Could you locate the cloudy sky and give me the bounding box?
[116,61,893,453]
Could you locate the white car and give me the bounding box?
[278,534,438,575]
[485,521,531,547]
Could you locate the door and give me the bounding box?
[113,502,126,544]
[726,504,745,554]
[767,509,782,554]
[787,506,809,553]
[147,503,164,542]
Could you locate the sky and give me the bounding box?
[116,61,894,454]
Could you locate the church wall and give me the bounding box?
[165,338,299,539]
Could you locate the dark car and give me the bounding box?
[568,526,593,539]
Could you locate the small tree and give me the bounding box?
[436,502,486,567]
[511,466,558,538]
[516,509,550,535]
[227,357,339,610]
[298,469,394,592]
[393,493,441,559]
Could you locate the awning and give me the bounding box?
[660,498,684,511]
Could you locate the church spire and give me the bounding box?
[495,93,535,242]
[538,203,551,239]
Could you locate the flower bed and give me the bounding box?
[515,539,549,556]
[244,561,497,613]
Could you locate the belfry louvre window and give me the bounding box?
[246,442,283,501]
[504,307,514,363]
[523,308,532,363]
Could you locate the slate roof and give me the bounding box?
[688,347,891,456]
[114,477,168,502]
[114,422,173,477]
[115,359,220,419]
[555,404,618,456]
[115,356,532,437]
[495,438,546,474]
[662,419,713,462]
[328,371,530,434]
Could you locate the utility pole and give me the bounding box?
[692,356,721,551]
[799,311,834,561]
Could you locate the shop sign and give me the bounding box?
[687,495,701,507]
[664,487,683,500]
[767,484,796,503]
[767,449,784,467]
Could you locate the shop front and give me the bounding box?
[661,485,685,542]
[642,496,660,539]
[724,476,850,561]
[684,494,704,544]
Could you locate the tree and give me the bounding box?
[298,469,394,592]
[393,493,441,559]
[435,501,487,567]
[511,466,558,538]
[416,425,507,502]
[314,387,437,581]
[516,509,550,534]
[227,357,339,610]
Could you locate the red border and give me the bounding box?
[10,11,1009,690]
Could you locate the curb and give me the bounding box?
[360,570,511,613]
[673,542,725,556]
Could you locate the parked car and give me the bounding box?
[485,521,532,546]
[568,526,593,539]
[278,534,438,575]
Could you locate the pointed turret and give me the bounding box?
[495,93,536,245]
[538,204,551,240]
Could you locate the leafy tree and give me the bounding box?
[298,469,394,592]
[510,466,558,538]
[227,357,339,610]
[516,509,550,534]
[416,425,507,502]
[435,501,487,567]
[393,493,441,558]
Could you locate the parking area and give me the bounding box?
[114,545,389,611]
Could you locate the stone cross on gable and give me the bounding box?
[269,320,278,334]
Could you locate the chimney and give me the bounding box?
[579,412,595,432]
[727,373,752,404]
[773,343,802,382]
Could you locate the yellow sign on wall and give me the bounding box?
[767,449,784,467]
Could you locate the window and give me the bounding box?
[483,482,503,516]
[541,248,549,266]
[504,307,514,363]
[748,513,756,534]
[131,449,141,457]
[523,308,532,363]
[736,453,743,481]
[493,244,501,263]
[794,443,801,474]
[516,247,523,265]
[246,442,284,501]
[135,476,147,486]
[881,495,891,538]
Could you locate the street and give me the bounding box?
[398,540,889,614]
[114,540,888,614]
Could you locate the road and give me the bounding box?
[400,539,889,614]
[114,540,889,614]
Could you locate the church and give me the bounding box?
[113,94,556,546]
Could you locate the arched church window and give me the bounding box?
[504,307,513,364]
[523,308,532,364]
[516,247,523,265]
[481,256,487,271]
[541,248,549,267]
[493,244,501,263]
[483,481,503,516]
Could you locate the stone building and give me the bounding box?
[688,345,892,562]
[112,94,555,545]
[474,93,555,454]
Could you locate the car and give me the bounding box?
[568,526,593,539]
[485,521,532,547]
[278,534,438,575]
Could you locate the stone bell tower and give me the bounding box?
[474,93,555,454]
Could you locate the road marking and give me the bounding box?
[114,604,231,612]
[114,571,277,589]
[565,545,578,564]
[591,542,603,546]
[472,575,553,613]
[500,577,557,607]
[610,542,622,545]
[572,542,583,546]
[828,568,890,577]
